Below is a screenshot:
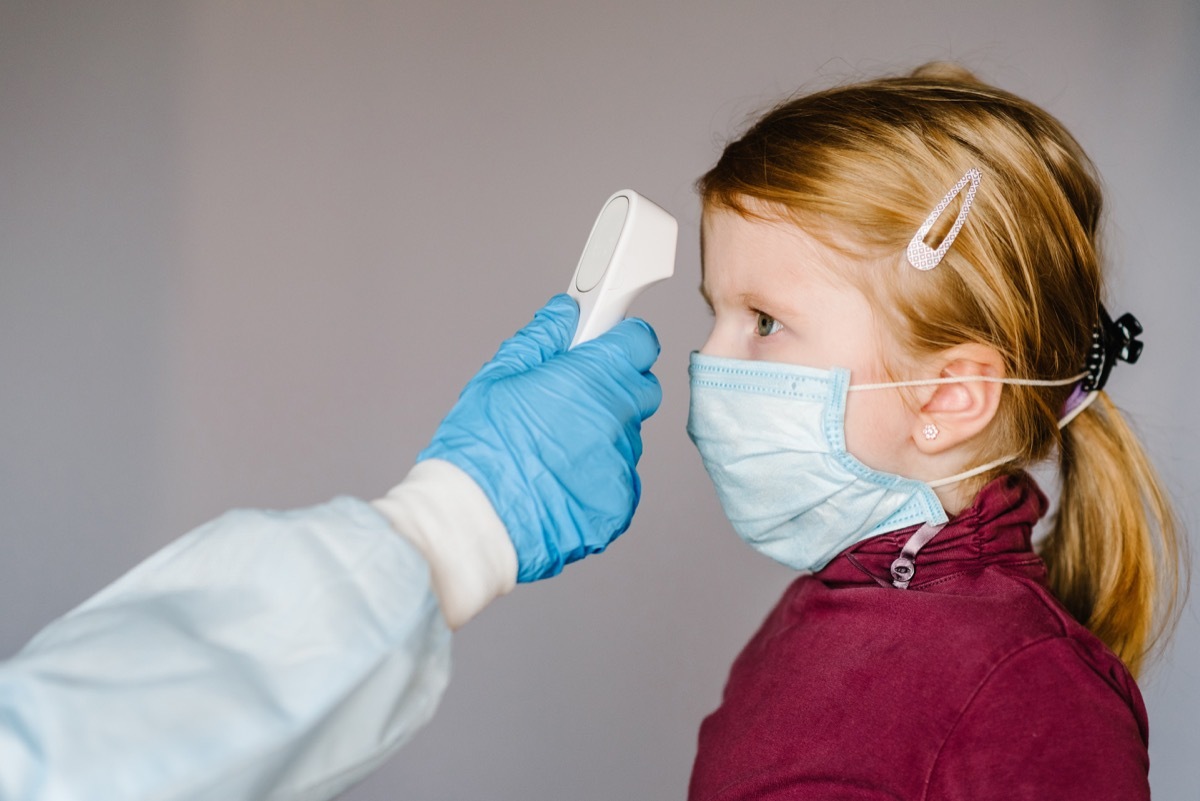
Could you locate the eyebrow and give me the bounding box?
[698,283,784,317]
[738,291,778,313]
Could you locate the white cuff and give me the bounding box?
[371,459,517,629]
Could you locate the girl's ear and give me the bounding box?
[914,343,1005,454]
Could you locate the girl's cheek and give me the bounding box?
[843,390,910,474]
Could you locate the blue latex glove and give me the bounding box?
[419,294,662,582]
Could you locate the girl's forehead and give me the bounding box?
[700,208,855,296]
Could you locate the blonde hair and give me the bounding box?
[699,63,1186,677]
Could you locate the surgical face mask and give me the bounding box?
[686,352,1077,572]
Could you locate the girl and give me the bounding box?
[685,63,1185,800]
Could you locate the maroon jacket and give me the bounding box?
[689,474,1149,800]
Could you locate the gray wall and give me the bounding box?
[2,1,1196,798]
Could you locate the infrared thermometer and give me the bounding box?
[567,189,677,347]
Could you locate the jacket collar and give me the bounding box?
[816,472,1050,589]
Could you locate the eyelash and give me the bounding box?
[755,311,783,337]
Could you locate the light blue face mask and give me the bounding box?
[686,352,1089,573]
[687,352,953,573]
[687,351,1086,573]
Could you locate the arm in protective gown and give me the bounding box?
[0,295,662,801]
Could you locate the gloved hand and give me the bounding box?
[418,294,662,582]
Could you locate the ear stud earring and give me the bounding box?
[923,423,939,441]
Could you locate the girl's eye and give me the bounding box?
[755,312,783,337]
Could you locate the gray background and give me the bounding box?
[2,1,1197,798]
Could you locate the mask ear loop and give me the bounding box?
[1057,384,1099,429]
[848,372,1088,489]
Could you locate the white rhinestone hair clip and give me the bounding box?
[905,167,982,271]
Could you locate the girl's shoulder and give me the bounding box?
[925,628,1149,800]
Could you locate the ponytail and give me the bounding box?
[1042,392,1187,678]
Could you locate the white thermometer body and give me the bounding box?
[567,189,677,347]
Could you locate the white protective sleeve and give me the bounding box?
[371,458,517,630]
[0,493,468,801]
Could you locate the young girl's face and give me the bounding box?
[699,206,918,478]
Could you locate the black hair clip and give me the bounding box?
[1081,304,1144,392]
